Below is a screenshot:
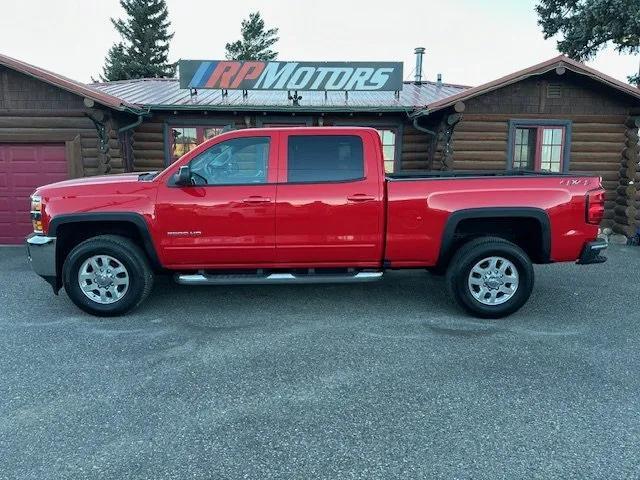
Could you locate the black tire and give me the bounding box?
[62,235,153,317]
[445,237,534,319]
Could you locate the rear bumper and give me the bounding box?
[25,234,58,290]
[576,238,608,265]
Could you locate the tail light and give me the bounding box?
[586,189,605,225]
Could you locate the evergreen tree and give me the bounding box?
[536,0,640,86]
[100,0,175,81]
[225,12,279,61]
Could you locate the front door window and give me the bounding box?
[189,137,270,185]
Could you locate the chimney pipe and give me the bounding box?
[437,73,442,87]
[414,47,425,84]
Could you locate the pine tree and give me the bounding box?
[100,0,175,81]
[225,12,279,61]
[536,0,640,86]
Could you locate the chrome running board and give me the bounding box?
[175,271,383,286]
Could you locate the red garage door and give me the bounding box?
[0,144,67,244]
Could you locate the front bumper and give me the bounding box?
[576,238,608,265]
[25,234,58,290]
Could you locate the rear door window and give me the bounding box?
[287,135,364,183]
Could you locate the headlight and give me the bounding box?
[30,195,43,233]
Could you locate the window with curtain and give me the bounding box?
[511,124,566,172]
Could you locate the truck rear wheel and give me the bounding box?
[62,235,153,317]
[445,237,534,319]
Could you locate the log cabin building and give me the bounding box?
[0,53,639,244]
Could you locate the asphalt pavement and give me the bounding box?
[1,244,639,480]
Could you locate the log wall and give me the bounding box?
[132,117,165,171]
[0,66,126,177]
[400,124,430,170]
[612,117,640,236]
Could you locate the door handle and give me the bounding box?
[347,194,376,202]
[242,196,271,204]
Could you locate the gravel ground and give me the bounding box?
[1,244,639,480]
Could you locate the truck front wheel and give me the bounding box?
[62,235,154,317]
[445,237,534,319]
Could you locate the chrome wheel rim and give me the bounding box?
[78,255,129,304]
[467,256,519,306]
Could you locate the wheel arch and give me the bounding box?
[436,207,551,268]
[48,213,161,293]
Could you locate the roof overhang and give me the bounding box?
[143,104,416,113]
[0,53,142,113]
[419,55,640,115]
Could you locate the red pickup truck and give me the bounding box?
[26,127,607,318]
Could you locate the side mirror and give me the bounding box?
[174,165,192,186]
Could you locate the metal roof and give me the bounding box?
[90,78,469,112]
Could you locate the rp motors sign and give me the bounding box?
[179,60,403,91]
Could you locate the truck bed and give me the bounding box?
[384,172,602,267]
[386,169,595,180]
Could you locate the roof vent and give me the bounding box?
[414,47,425,84]
[436,73,442,87]
[547,82,562,98]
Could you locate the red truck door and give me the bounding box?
[155,131,278,267]
[275,129,384,266]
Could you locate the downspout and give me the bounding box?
[118,106,150,133]
[411,111,437,136]
[118,107,151,172]
[411,109,463,170]
[411,110,438,169]
[118,113,145,134]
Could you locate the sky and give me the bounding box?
[0,0,638,86]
